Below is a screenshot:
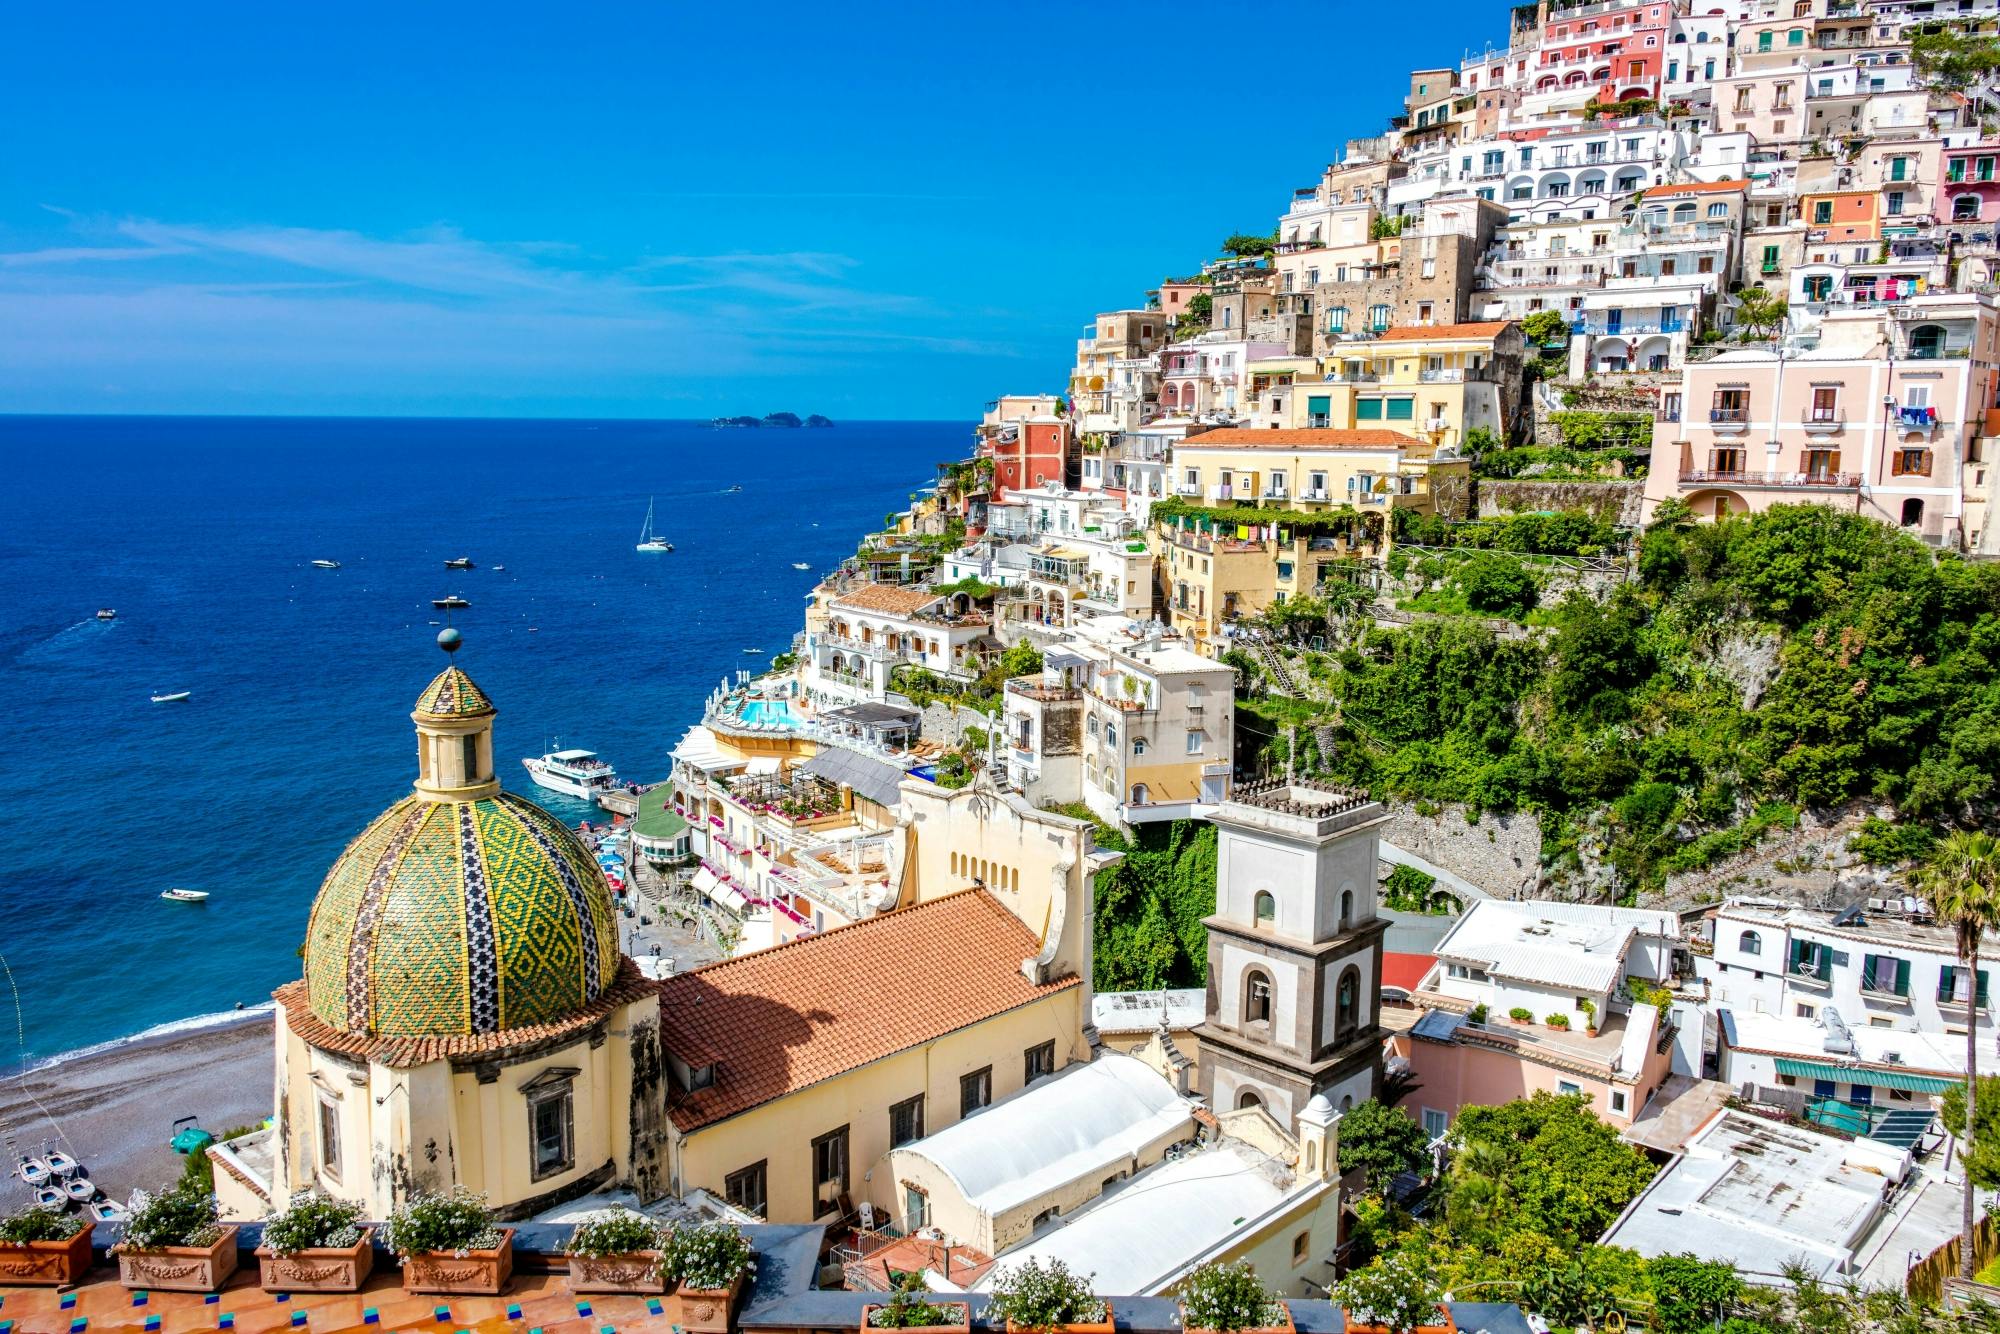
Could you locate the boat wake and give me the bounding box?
[15,620,106,665]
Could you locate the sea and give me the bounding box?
[0,415,966,1067]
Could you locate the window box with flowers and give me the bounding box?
[256,1192,373,1293]
[0,1206,93,1287]
[113,1185,240,1292]
[984,1258,1113,1334]
[862,1285,974,1334]
[383,1188,513,1296]
[665,1222,757,1333]
[1179,1260,1293,1334]
[565,1210,671,1295]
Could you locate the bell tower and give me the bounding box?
[1194,780,1389,1125]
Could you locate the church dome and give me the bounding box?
[300,651,619,1039]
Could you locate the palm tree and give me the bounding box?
[1913,830,2000,1280]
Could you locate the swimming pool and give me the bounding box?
[737,698,801,728]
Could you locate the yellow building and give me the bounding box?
[214,635,667,1222]
[1251,321,1523,454]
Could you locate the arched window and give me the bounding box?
[1340,889,1354,927]
[1133,737,1148,757]
[1911,324,1946,358]
[1245,969,1274,1026]
[1087,715,1100,738]
[1237,1089,1263,1111]
[1130,782,1150,805]
[1957,194,1983,221]
[1106,723,1117,747]
[1739,929,1761,956]
[1707,202,1728,217]
[1673,203,1696,223]
[1255,891,1277,926]
[1902,497,1926,527]
[1335,967,1361,1040]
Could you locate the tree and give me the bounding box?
[1734,284,1789,338]
[1912,23,2000,95]
[1175,292,1214,340]
[1337,1099,1433,1191]
[1521,309,1572,347]
[1941,1075,2000,1190]
[1912,830,2000,1279]
[1220,232,1276,259]
[1646,1253,1743,1333]
[1444,1092,1655,1245]
[1455,552,1538,617]
[1331,1249,1446,1334]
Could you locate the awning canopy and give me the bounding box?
[745,756,781,776]
[1773,1057,1954,1094]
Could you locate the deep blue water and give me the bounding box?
[0,416,965,1064]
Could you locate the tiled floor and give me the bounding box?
[0,1270,686,1334]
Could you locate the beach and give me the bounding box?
[0,1012,274,1203]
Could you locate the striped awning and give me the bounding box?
[1773,1057,1954,1094]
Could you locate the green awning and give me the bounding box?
[1773,1057,1954,1094]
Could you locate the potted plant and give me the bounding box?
[984,1258,1112,1334]
[256,1192,372,1293]
[1544,1012,1571,1030]
[862,1282,974,1334]
[1507,1007,1532,1025]
[1580,999,1598,1036]
[114,1185,239,1292]
[1333,1251,1454,1334]
[383,1187,512,1296]
[1179,1260,1293,1334]
[664,1222,756,1332]
[0,1205,93,1287]
[565,1209,670,1295]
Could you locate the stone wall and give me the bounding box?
[1479,480,1644,526]
[1383,802,1543,899]
[918,701,996,748]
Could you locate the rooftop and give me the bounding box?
[1091,988,1206,1034]
[1434,899,1676,994]
[1174,428,1426,451]
[1641,178,1749,198]
[1721,1008,1967,1078]
[832,584,945,616]
[1368,320,1514,340]
[634,786,691,841]
[657,889,1076,1131]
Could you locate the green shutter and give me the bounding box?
[1356,399,1384,421]
[1896,958,1910,996]
[1891,157,1907,182]
[1758,30,1772,49]
[1308,395,1330,414]
[1762,245,1779,263]
[1981,971,1991,1007]
[1941,965,1957,1001]
[1385,398,1416,421]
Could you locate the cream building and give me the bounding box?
[214,636,666,1222]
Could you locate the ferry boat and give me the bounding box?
[311,559,342,569]
[636,497,673,553]
[445,556,476,570]
[523,748,619,799]
[433,595,470,610]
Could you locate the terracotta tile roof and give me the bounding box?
[1381,952,1437,991]
[831,584,944,616]
[658,889,1077,1131]
[1176,428,1423,450]
[1371,321,1513,341]
[273,956,655,1067]
[1641,179,1748,197]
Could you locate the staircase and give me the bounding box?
[1254,638,1302,695]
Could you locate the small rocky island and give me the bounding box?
[710,412,836,428]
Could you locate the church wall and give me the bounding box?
[447,1028,617,1219]
[670,989,1085,1227]
[1165,1180,1343,1300]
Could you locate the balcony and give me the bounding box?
[1174,482,1202,497]
[1423,418,1450,433]
[1677,468,1861,490]
[1802,409,1846,435]
[1209,484,1236,501]
[1896,409,1941,437]
[1005,677,1081,704]
[1709,407,1750,433]
[1301,487,1330,502]
[1263,486,1289,500]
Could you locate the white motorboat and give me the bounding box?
[95,609,117,621]
[151,691,192,703]
[16,1155,50,1187]
[742,647,765,654]
[792,562,810,570]
[433,595,470,610]
[522,748,618,799]
[160,888,209,903]
[44,1151,78,1179]
[311,559,342,569]
[636,497,673,553]
[445,556,476,570]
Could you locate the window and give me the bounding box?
[889,1094,926,1148]
[1246,970,1274,1026]
[528,1080,575,1181]
[1862,954,1910,997]
[1939,966,1991,1008]
[1558,1080,1583,1095]
[1132,737,1147,756]
[960,1066,993,1117]
[1255,891,1276,926]
[1813,199,1833,224]
[1611,1089,1628,1113]
[1893,448,1932,477]
[1811,387,1839,423]
[1025,1041,1058,1083]
[1887,191,1905,216]
[1889,155,1908,182]
[1356,398,1383,421]
[1758,30,1773,50]
[1421,1108,1449,1139]
[1292,1231,1312,1265]
[1368,304,1391,332]
[460,734,478,780]
[1385,398,1416,421]
[316,1093,341,1184]
[1186,729,1202,754]
[1336,967,1361,1039]
[1788,27,1804,44]
[1739,930,1762,955]
[810,1125,849,1216]
[1327,306,1347,333]
[725,1160,768,1217]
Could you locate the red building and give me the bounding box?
[980,418,1074,499]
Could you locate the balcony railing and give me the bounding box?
[1709,407,1750,432]
[1802,410,1846,434]
[1174,483,1202,496]
[1263,487,1289,500]
[1210,485,1236,501]
[1301,487,1331,502]
[1677,468,1862,489]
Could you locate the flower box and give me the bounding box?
[568,1249,669,1295]
[862,1300,973,1334]
[256,1229,375,1293]
[0,1221,94,1287]
[116,1225,240,1293]
[1002,1302,1114,1334]
[400,1228,514,1296]
[1183,1302,1294,1334]
[674,1273,746,1333]
[1343,1311,1455,1334]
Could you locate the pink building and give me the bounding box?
[1644,293,2000,548]
[1940,143,2000,225]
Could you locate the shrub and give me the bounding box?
[1846,817,1937,867]
[1454,552,1538,617]
[382,1187,501,1257]
[120,1184,224,1251]
[0,1205,85,1244]
[565,1209,669,1262]
[665,1222,756,1290]
[1336,1099,1434,1192]
[1468,1003,1488,1024]
[984,1258,1107,1330]
[868,1286,968,1329]
[1580,999,1597,1029]
[1508,1006,1533,1022]
[1180,1260,1285,1332]
[261,1191,366,1258]
[1545,1012,1572,1029]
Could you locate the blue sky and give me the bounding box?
[0,2,1504,419]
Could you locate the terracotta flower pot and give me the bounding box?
[1004,1302,1115,1334]
[1184,1301,1293,1334]
[400,1228,514,1296]
[257,1229,376,1293]
[567,1249,668,1295]
[862,1300,973,1334]
[1342,1309,1455,1334]
[0,1221,94,1287]
[674,1272,746,1333]
[116,1225,240,1292]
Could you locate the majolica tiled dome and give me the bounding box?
[414,665,494,719]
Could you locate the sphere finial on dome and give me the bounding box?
[438,627,463,654]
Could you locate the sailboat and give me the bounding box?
[636,497,674,553]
